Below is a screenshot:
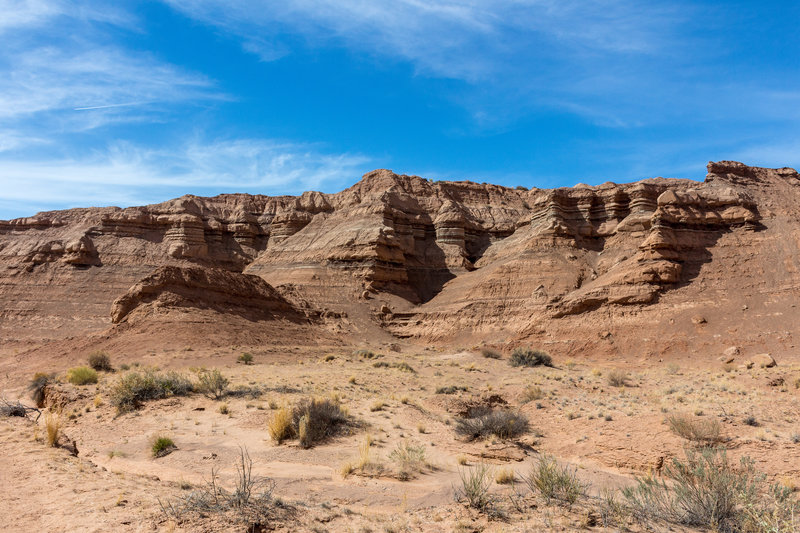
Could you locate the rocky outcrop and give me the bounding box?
[110,266,302,324]
[1,161,800,357]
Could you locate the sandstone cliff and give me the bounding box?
[1,161,798,359]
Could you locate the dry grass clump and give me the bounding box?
[373,361,415,373]
[606,369,629,387]
[268,407,293,444]
[455,463,494,511]
[525,454,586,505]
[151,435,176,458]
[509,347,552,368]
[109,369,193,413]
[495,468,515,484]
[44,412,60,447]
[67,366,98,385]
[622,447,798,532]
[159,448,277,528]
[455,407,530,441]
[270,397,353,448]
[87,351,112,372]
[521,385,544,402]
[369,400,386,412]
[341,433,384,478]
[481,348,502,359]
[195,369,229,400]
[667,414,723,445]
[389,440,429,480]
[353,349,378,359]
[435,385,468,394]
[28,372,54,407]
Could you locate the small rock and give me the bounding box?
[723,346,740,357]
[753,353,776,368]
[739,360,754,370]
[692,315,707,325]
[380,304,391,315]
[767,377,785,387]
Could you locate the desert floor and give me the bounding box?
[1,342,799,532]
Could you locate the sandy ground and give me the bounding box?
[1,344,799,532]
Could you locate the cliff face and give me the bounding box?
[1,161,799,358]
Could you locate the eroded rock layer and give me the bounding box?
[1,161,799,357]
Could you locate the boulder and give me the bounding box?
[753,353,776,368]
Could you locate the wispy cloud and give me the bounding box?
[0,138,371,218]
[162,0,797,133]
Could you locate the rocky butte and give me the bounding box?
[1,161,799,360]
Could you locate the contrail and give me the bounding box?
[73,102,147,111]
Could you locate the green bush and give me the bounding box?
[525,454,586,505]
[509,348,552,368]
[195,369,229,400]
[455,463,493,511]
[110,369,193,413]
[151,436,176,458]
[622,447,798,532]
[389,440,428,480]
[67,366,98,385]
[87,351,112,371]
[237,352,253,365]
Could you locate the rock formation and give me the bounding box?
[1,161,799,358]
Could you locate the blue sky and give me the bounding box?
[1,0,798,218]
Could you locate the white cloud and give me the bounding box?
[0,138,371,218]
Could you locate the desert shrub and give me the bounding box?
[622,447,799,532]
[159,448,276,526]
[109,369,193,413]
[455,408,530,441]
[521,385,544,402]
[607,369,629,387]
[354,349,377,359]
[509,348,552,368]
[196,369,229,400]
[373,361,415,373]
[369,400,386,412]
[87,351,112,371]
[744,415,759,427]
[495,468,515,484]
[455,463,493,511]
[0,399,28,417]
[44,412,60,447]
[525,453,586,505]
[394,361,415,373]
[389,440,428,480]
[481,348,502,359]
[291,397,352,448]
[28,372,54,407]
[67,366,98,385]
[268,407,294,444]
[667,414,723,445]
[436,385,468,394]
[237,352,254,365]
[152,436,176,457]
